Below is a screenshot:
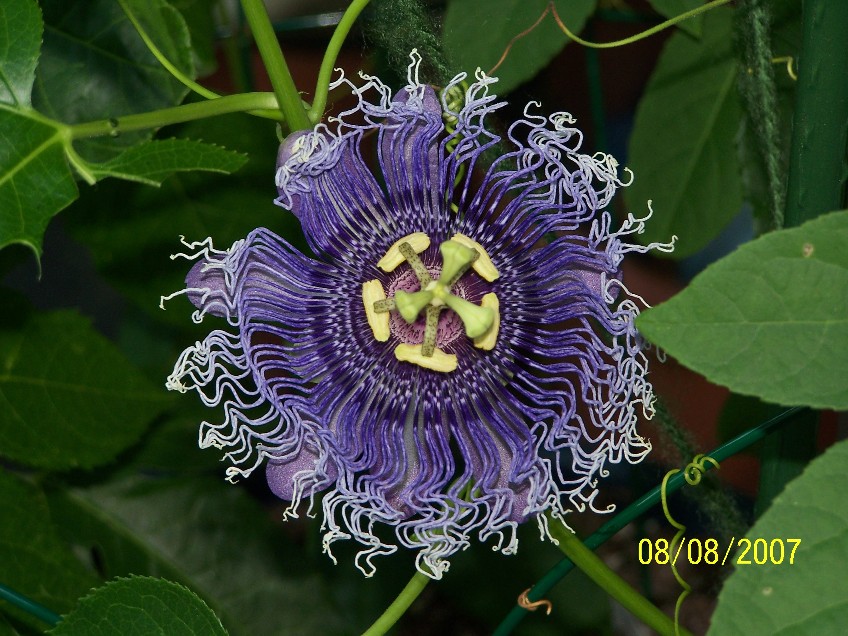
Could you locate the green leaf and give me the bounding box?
[0,310,171,470]
[709,438,848,634]
[119,413,226,475]
[646,0,703,37]
[626,7,742,258]
[0,615,24,636]
[168,0,218,77]
[637,209,848,410]
[716,393,777,448]
[34,0,193,161]
[48,474,351,636]
[119,0,194,76]
[48,577,227,636]
[89,139,247,186]
[0,109,78,259]
[0,471,98,627]
[443,0,596,94]
[0,0,42,107]
[0,0,225,259]
[66,114,304,324]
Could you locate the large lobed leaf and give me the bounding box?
[0,0,240,261]
[0,0,76,259]
[637,209,848,410]
[0,0,41,108]
[626,7,742,258]
[0,110,78,258]
[709,437,848,634]
[34,0,193,161]
[47,577,227,636]
[48,473,352,636]
[0,310,171,470]
[443,0,596,95]
[0,471,98,628]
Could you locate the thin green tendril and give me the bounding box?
[489,0,733,75]
[660,454,720,636]
[770,56,797,80]
[553,0,733,49]
[310,0,372,123]
[117,0,217,101]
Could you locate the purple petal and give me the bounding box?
[266,445,337,501]
[378,86,447,236]
[185,259,230,317]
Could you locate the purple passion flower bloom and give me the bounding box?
[165,53,672,578]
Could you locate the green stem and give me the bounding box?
[309,0,372,123]
[360,571,429,636]
[756,0,848,514]
[0,582,61,627]
[117,0,278,122]
[735,0,784,229]
[240,0,312,131]
[69,92,278,139]
[550,525,691,636]
[493,408,802,634]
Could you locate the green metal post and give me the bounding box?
[756,0,848,514]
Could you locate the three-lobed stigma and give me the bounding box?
[362,233,501,371]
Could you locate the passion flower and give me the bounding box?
[165,52,672,578]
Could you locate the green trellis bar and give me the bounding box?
[0,582,61,627]
[755,1,848,514]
